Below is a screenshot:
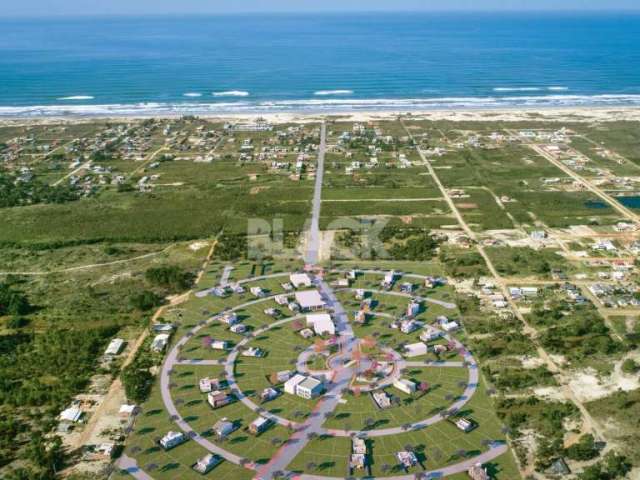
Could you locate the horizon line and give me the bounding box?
[2,8,640,20]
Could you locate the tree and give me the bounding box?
[621,358,639,375]
[145,266,194,293]
[129,290,162,311]
[0,284,31,316]
[122,363,153,403]
[564,434,598,461]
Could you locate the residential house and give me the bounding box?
[306,313,336,336]
[393,379,417,395]
[295,290,326,311]
[207,391,232,409]
[159,431,187,450]
[249,416,272,435]
[193,454,223,474]
[403,342,428,358]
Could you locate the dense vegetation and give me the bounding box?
[379,226,441,260]
[0,172,79,208]
[0,282,31,316]
[0,328,116,407]
[145,265,194,293]
[122,348,155,404]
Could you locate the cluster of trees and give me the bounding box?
[578,452,631,480]
[216,234,248,261]
[540,311,622,360]
[0,328,116,407]
[379,226,441,261]
[0,282,31,316]
[439,248,488,278]
[121,350,154,404]
[129,290,163,312]
[564,434,599,461]
[0,172,80,208]
[4,432,65,480]
[484,365,555,392]
[145,265,194,293]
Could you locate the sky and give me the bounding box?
[2,0,639,17]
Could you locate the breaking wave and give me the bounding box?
[314,90,354,96]
[212,91,250,97]
[57,95,95,100]
[2,94,640,117]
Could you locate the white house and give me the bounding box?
[151,334,170,352]
[193,454,222,474]
[250,286,266,297]
[105,338,125,356]
[295,290,325,311]
[210,340,229,350]
[221,312,239,325]
[403,342,428,358]
[306,313,336,336]
[420,326,443,343]
[213,418,236,438]
[230,324,246,334]
[296,376,324,399]
[290,273,313,288]
[393,379,417,395]
[159,431,186,450]
[284,374,306,395]
[199,377,221,393]
[455,417,476,433]
[406,301,421,318]
[396,451,418,468]
[275,294,289,305]
[400,319,420,334]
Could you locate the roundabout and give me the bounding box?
[152,270,508,480]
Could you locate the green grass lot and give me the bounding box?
[454,190,514,231]
[485,246,572,278]
[290,374,519,478]
[585,388,640,465]
[169,364,294,464]
[324,367,468,431]
[120,368,255,480]
[1,241,206,332]
[0,184,309,244]
[569,136,640,177]
[572,121,640,167]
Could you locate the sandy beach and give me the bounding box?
[2,106,640,126]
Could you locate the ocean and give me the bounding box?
[1,12,640,116]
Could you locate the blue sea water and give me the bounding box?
[1,12,640,116]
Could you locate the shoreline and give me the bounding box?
[2,105,640,125]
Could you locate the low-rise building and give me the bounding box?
[260,387,279,402]
[350,437,367,469]
[455,417,476,433]
[372,390,392,409]
[151,333,170,352]
[403,342,428,358]
[199,377,221,393]
[295,290,326,311]
[159,431,187,450]
[213,418,237,439]
[296,376,324,399]
[104,338,125,356]
[396,450,418,469]
[290,273,313,288]
[467,463,489,480]
[193,454,223,474]
[207,391,232,409]
[306,313,336,336]
[249,416,272,435]
[393,378,417,395]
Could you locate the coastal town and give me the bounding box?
[0,110,639,480]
